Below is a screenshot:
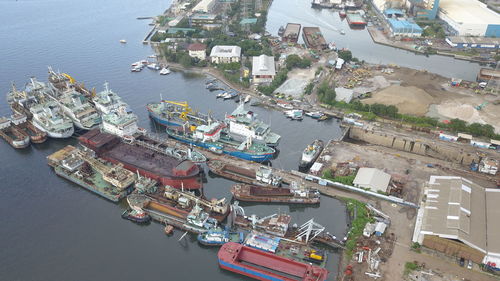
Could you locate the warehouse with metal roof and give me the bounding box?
[438,0,500,36]
[353,168,391,193]
[413,176,500,268]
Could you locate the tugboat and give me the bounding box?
[299,139,324,171]
[0,117,30,148]
[121,208,151,223]
[10,113,47,144]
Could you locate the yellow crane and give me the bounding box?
[161,100,192,121]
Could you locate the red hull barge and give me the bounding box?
[79,129,202,189]
[218,242,329,281]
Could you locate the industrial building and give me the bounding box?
[413,176,500,269]
[192,0,216,13]
[251,55,276,84]
[407,0,440,20]
[438,0,500,36]
[190,14,218,26]
[209,45,241,64]
[353,168,391,193]
[386,18,423,37]
[446,36,500,49]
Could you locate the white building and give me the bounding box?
[192,0,216,13]
[438,0,500,37]
[353,168,391,193]
[210,45,241,64]
[187,43,207,61]
[413,176,500,268]
[252,55,276,84]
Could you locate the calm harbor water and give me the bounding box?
[0,0,481,280]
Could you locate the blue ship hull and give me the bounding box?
[148,111,182,127]
[168,134,273,162]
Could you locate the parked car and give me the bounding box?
[459,257,465,267]
[467,260,473,269]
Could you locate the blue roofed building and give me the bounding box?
[387,19,423,37]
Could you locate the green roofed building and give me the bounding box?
[240,18,258,25]
[167,28,196,34]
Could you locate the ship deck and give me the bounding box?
[103,142,196,178]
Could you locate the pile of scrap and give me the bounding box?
[330,162,358,177]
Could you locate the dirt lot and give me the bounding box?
[361,67,500,133]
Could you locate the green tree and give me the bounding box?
[338,50,353,62]
[179,54,193,67]
[317,82,336,105]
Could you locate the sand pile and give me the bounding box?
[436,101,486,124]
[362,85,434,116]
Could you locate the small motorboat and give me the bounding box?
[164,225,174,235]
[131,66,142,72]
[340,30,346,35]
[305,111,324,119]
[120,39,127,44]
[244,95,251,103]
[147,63,161,70]
[159,67,171,75]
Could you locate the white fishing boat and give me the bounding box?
[92,82,128,114]
[159,67,171,75]
[30,101,74,138]
[120,39,127,43]
[244,95,251,103]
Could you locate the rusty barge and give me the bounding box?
[79,129,202,189]
[231,183,320,204]
[207,159,282,186]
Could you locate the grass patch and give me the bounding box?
[404,261,421,276]
[339,198,374,259]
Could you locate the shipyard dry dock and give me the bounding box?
[302,27,327,50]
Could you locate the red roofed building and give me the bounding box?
[187,43,207,61]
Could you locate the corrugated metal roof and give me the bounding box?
[252,55,276,76]
[353,168,391,192]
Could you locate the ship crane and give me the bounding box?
[77,150,136,190]
[295,219,325,243]
[161,100,192,121]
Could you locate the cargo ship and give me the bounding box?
[197,228,245,246]
[127,194,218,233]
[166,122,275,162]
[231,183,320,204]
[146,185,230,222]
[79,129,202,189]
[299,139,324,171]
[225,102,281,147]
[47,146,136,202]
[218,242,329,281]
[208,160,282,186]
[147,100,209,127]
[11,113,47,144]
[0,117,30,148]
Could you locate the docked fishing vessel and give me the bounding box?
[305,111,324,119]
[10,113,47,144]
[197,228,245,246]
[48,88,101,130]
[47,146,136,202]
[231,183,320,204]
[225,102,281,147]
[122,195,152,223]
[299,139,324,171]
[30,101,74,138]
[208,160,282,186]
[167,122,275,162]
[101,106,139,137]
[92,82,128,114]
[0,117,30,148]
[127,193,218,233]
[7,80,46,119]
[147,185,230,222]
[218,242,329,281]
[47,67,94,100]
[147,100,209,127]
[79,129,202,189]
